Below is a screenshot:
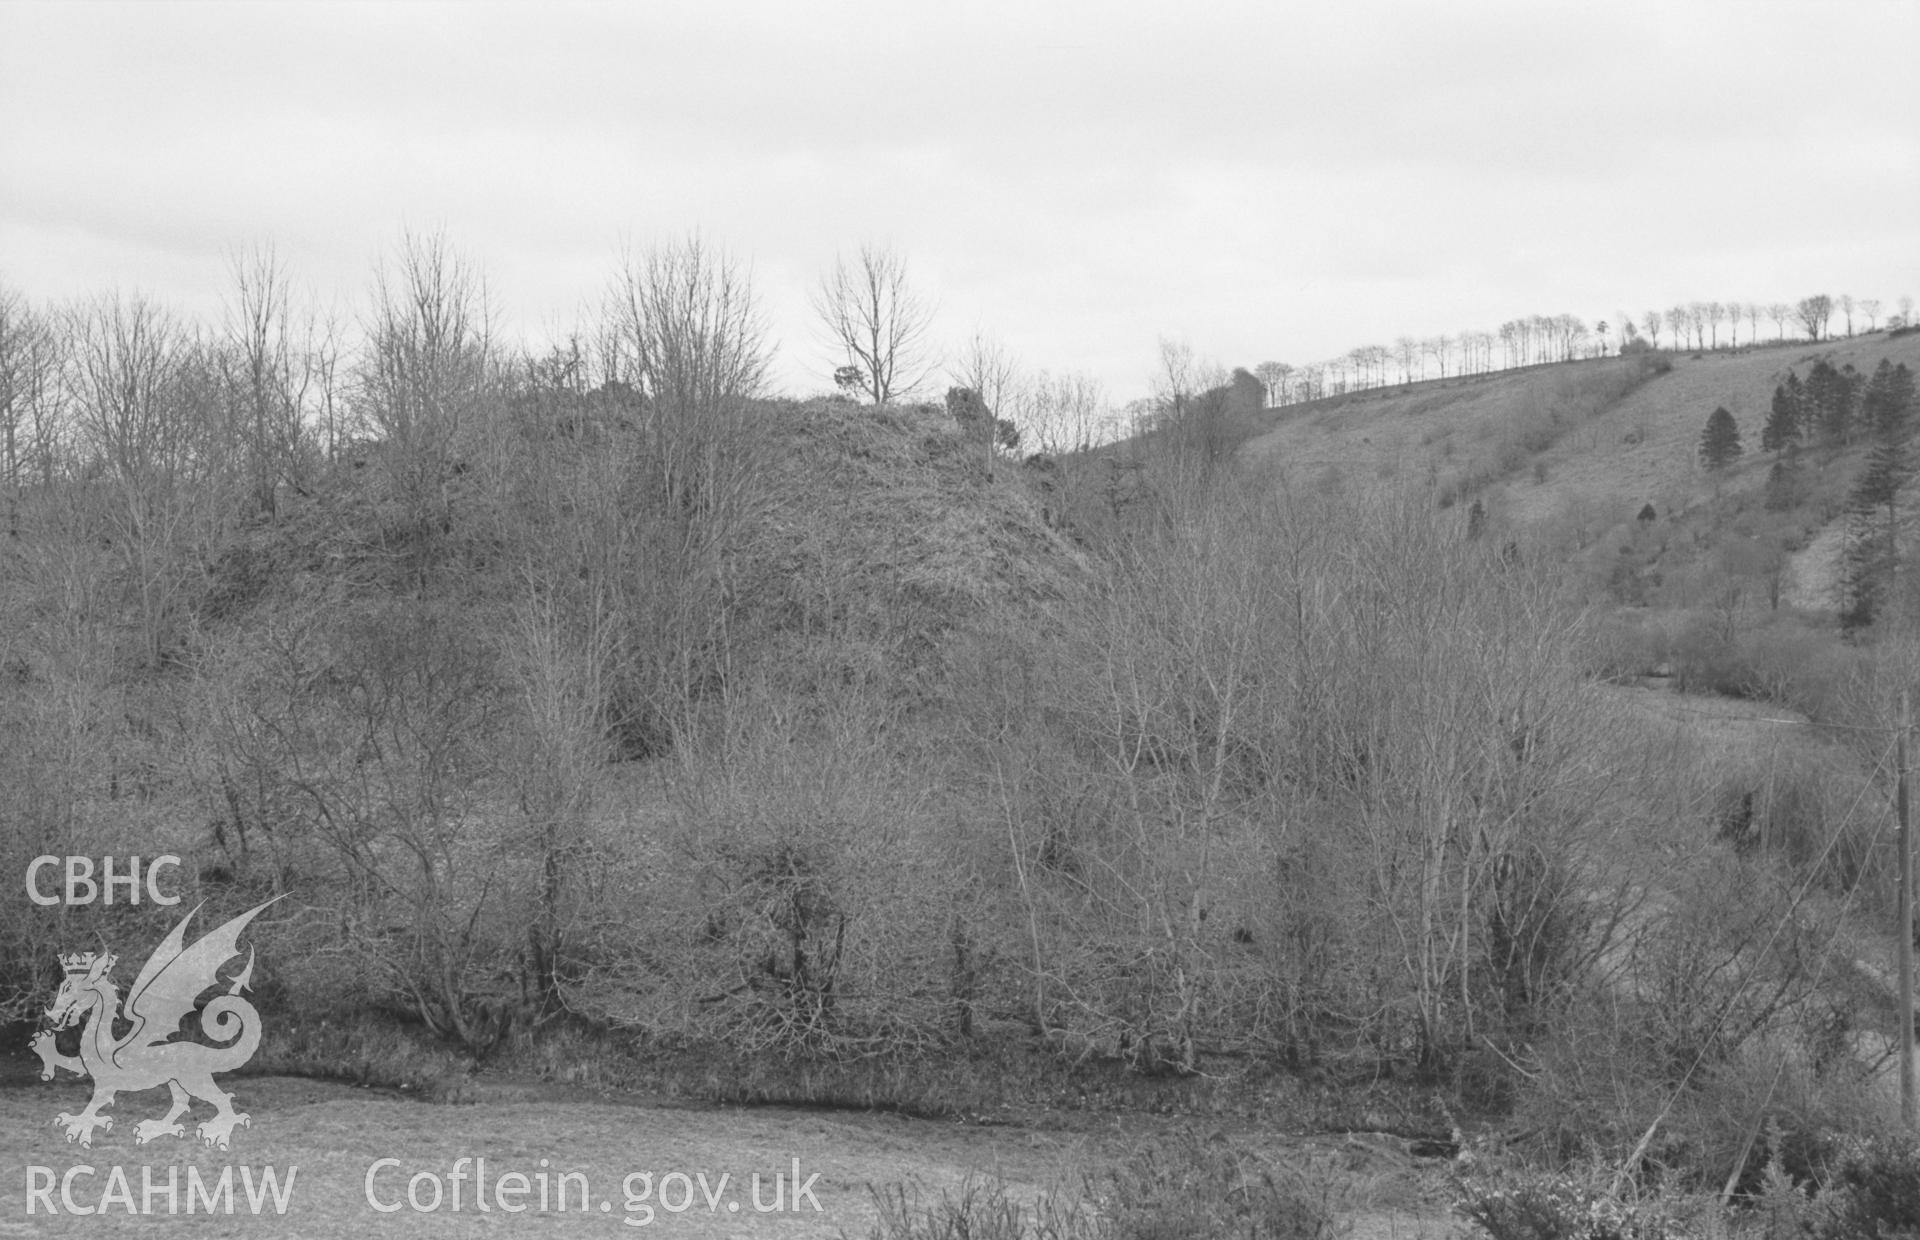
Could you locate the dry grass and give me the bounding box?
[0,1068,1474,1238]
[1241,364,1602,495]
[1499,335,1920,530]
[0,1071,1080,1236]
[1239,336,1920,551]
[760,400,1090,613]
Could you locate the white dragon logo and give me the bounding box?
[30,899,277,1150]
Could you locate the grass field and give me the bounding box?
[0,1064,1467,1237]
[0,1070,1058,1236]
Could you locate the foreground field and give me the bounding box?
[0,1068,1463,1238]
[0,1072,1066,1237]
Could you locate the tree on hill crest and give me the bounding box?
[814,244,935,406]
[1796,294,1833,342]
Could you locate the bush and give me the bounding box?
[1666,614,1863,719]
[1814,1133,1920,1240]
[568,680,974,1058]
[859,1134,1348,1240]
[1670,618,1748,697]
[1735,619,1857,719]
[860,1174,1102,1240]
[1454,1166,1697,1240]
[1582,611,1676,681]
[1715,741,1887,903]
[1629,1029,1884,1211]
[1099,1130,1345,1240]
[1506,846,1850,1181]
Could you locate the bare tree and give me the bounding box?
[1860,298,1882,332]
[950,330,1023,424]
[1795,294,1832,342]
[1900,295,1915,328]
[593,235,775,760]
[22,315,67,491]
[1149,340,1242,481]
[1154,337,1197,426]
[311,303,345,461]
[607,232,771,527]
[1459,331,1489,375]
[70,292,221,666]
[222,243,314,520]
[1020,368,1100,456]
[1837,293,1855,337]
[1361,343,1391,387]
[0,286,23,516]
[1691,303,1711,349]
[945,332,1025,473]
[1665,307,1688,351]
[1558,315,1588,360]
[610,233,769,421]
[73,293,188,484]
[811,243,936,405]
[1745,302,1762,345]
[507,561,614,1018]
[1052,370,1108,452]
[1253,360,1290,408]
[358,227,494,550]
[1768,302,1792,341]
[1641,311,1663,350]
[0,285,64,535]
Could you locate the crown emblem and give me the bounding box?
[60,952,100,976]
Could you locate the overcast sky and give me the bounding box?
[2,0,1915,404]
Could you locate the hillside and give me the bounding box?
[0,392,1090,1044]
[1239,356,1662,499]
[6,334,1920,1236]
[1238,334,1920,618]
[1244,336,1920,518]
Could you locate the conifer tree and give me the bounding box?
[1761,374,1803,452]
[1806,360,1864,445]
[1862,359,1917,439]
[1764,455,1803,511]
[1698,406,1743,470]
[1841,361,1916,629]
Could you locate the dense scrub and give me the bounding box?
[1,255,1911,1233]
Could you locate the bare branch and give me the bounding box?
[810,243,936,405]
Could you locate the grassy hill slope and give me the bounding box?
[1241,335,1920,539]
[1238,334,1920,628]
[1497,334,1920,526]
